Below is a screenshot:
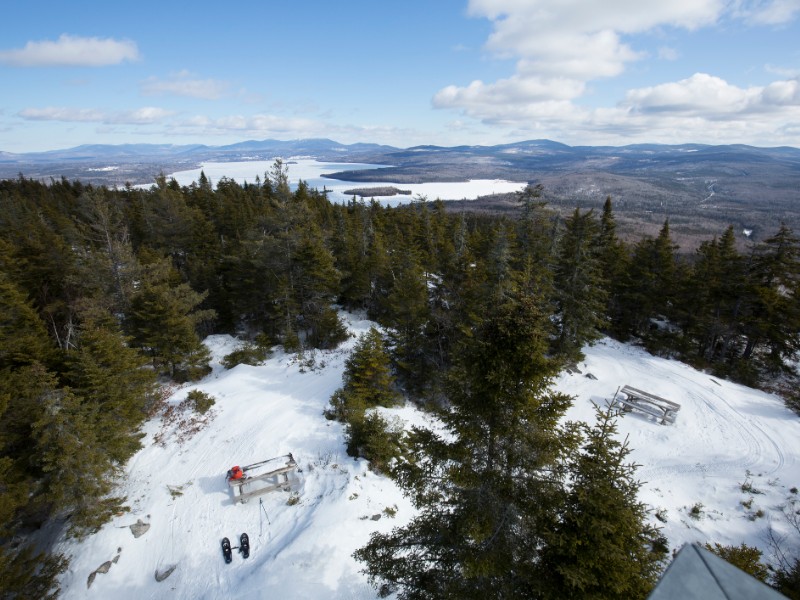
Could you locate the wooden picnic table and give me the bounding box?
[612,385,681,425]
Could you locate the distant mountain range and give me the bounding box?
[0,138,396,166]
[3,138,800,247]
[4,137,799,176]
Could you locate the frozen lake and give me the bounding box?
[165,158,525,205]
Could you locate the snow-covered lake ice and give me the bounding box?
[164,158,526,206]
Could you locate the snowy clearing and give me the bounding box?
[54,320,800,598]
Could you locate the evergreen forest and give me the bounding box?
[1,165,799,598]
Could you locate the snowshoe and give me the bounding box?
[221,537,233,564]
[240,533,250,559]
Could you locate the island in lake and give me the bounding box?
[342,186,413,197]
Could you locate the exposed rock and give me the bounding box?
[155,564,178,582]
[585,372,598,380]
[370,514,382,521]
[130,518,150,538]
[87,551,123,588]
[95,560,113,574]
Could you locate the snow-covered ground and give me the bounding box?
[54,318,800,598]
[556,338,800,553]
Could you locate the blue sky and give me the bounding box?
[2,0,799,152]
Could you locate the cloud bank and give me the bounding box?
[434,0,800,144]
[19,106,173,125]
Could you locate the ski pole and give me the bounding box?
[260,498,271,525]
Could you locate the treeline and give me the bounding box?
[0,165,798,597]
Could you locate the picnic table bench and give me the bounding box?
[611,385,681,425]
[226,454,298,504]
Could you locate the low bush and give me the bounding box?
[222,334,272,368]
[186,389,215,414]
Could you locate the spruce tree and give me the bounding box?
[743,224,800,374]
[553,208,607,361]
[618,220,679,342]
[127,259,215,379]
[71,189,140,315]
[290,223,347,348]
[355,287,577,599]
[328,327,398,421]
[383,251,431,396]
[597,197,630,336]
[328,327,401,472]
[32,381,126,536]
[0,273,55,370]
[683,227,746,365]
[539,405,665,599]
[66,314,157,463]
[0,544,67,600]
[704,543,770,582]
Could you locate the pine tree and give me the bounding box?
[597,197,630,336]
[328,327,398,421]
[0,273,55,370]
[553,208,607,361]
[383,250,431,396]
[66,313,157,464]
[0,544,68,600]
[290,223,347,348]
[743,224,800,374]
[328,327,401,472]
[704,543,770,582]
[539,405,665,599]
[683,227,747,365]
[355,288,577,599]
[71,189,140,315]
[32,381,126,536]
[127,260,215,379]
[618,220,679,342]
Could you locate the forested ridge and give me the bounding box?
[1,163,799,598]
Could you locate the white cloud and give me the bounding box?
[511,74,800,146]
[435,1,728,122]
[117,107,175,124]
[435,0,800,143]
[467,0,722,75]
[19,107,105,122]
[18,106,173,124]
[435,75,584,108]
[731,0,800,24]
[623,73,756,114]
[140,71,230,100]
[766,63,800,78]
[0,34,139,67]
[622,73,800,115]
[172,113,319,135]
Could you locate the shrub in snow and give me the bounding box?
[186,390,215,414]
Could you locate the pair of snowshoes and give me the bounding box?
[221,533,249,563]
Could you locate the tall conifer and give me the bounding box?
[356,287,576,598]
[553,208,607,361]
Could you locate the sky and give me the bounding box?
[2,0,800,153]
